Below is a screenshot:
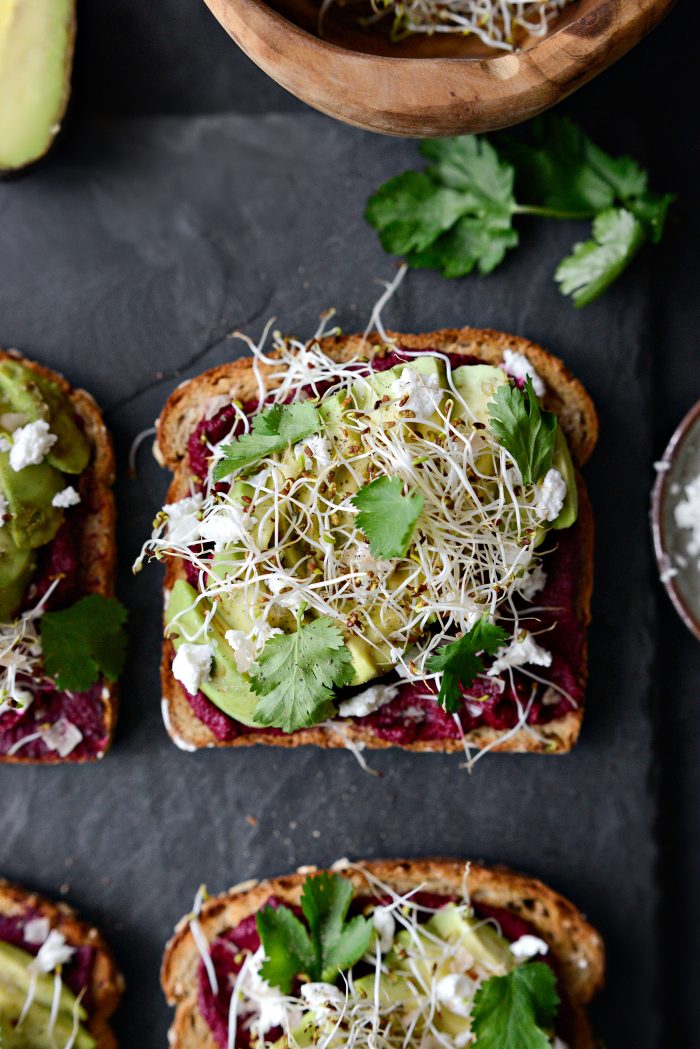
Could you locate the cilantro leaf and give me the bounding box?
[40,595,128,692]
[257,904,316,994]
[250,613,354,731]
[420,136,516,217]
[213,402,322,480]
[301,872,373,982]
[351,475,424,559]
[365,171,473,255]
[554,207,646,308]
[472,962,559,1049]
[488,377,557,484]
[426,617,508,712]
[408,215,519,278]
[257,872,372,993]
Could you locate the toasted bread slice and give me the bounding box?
[0,878,124,1048]
[0,349,117,764]
[162,857,605,1049]
[155,327,597,754]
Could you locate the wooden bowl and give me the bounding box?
[201,0,675,136]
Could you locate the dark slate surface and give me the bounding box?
[1,1,697,1046]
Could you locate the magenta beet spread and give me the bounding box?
[180,346,584,743]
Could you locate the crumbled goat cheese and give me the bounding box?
[172,643,213,695]
[300,982,345,1013]
[391,367,442,417]
[535,468,567,522]
[297,434,332,469]
[267,574,304,612]
[51,485,81,509]
[198,504,253,550]
[514,562,547,601]
[675,474,700,557]
[245,947,301,1036]
[372,906,396,953]
[435,973,474,1018]
[41,718,83,757]
[23,917,51,946]
[224,630,258,674]
[502,349,545,397]
[9,420,58,471]
[252,619,282,647]
[30,929,75,973]
[488,632,552,677]
[165,494,205,544]
[509,934,549,960]
[0,491,7,526]
[338,683,400,718]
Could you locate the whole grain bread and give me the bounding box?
[155,327,598,755]
[0,878,124,1048]
[161,857,605,1049]
[0,349,118,764]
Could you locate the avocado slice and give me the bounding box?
[0,980,94,1049]
[0,450,65,550]
[166,579,259,727]
[426,904,512,973]
[0,362,90,475]
[0,0,75,173]
[452,364,507,424]
[0,528,36,620]
[0,942,85,1021]
[550,426,578,530]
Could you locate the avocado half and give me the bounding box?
[0,0,76,174]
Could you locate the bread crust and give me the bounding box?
[0,350,117,764]
[0,878,124,1047]
[161,858,604,1049]
[155,327,597,755]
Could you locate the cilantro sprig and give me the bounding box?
[40,594,128,692]
[426,617,508,712]
[257,872,373,993]
[365,115,674,306]
[250,608,354,731]
[351,475,424,559]
[472,962,560,1049]
[488,377,557,485]
[213,402,322,480]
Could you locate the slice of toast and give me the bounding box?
[0,349,118,764]
[155,327,598,754]
[0,878,124,1048]
[161,857,605,1049]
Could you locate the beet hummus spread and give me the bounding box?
[195,890,570,1049]
[168,342,585,747]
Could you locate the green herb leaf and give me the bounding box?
[351,475,424,559]
[301,872,374,982]
[426,617,509,712]
[365,171,472,256]
[250,613,355,732]
[488,377,557,484]
[554,207,646,308]
[408,216,519,278]
[472,962,560,1049]
[40,595,128,692]
[257,905,317,994]
[420,136,516,215]
[256,872,372,992]
[213,402,322,480]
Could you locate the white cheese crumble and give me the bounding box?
[435,973,474,1018]
[30,929,75,973]
[198,504,253,550]
[372,906,396,953]
[502,349,545,397]
[674,474,700,557]
[267,574,304,612]
[224,630,258,674]
[300,982,345,1014]
[9,419,57,471]
[165,494,205,544]
[338,683,400,718]
[509,934,549,960]
[514,563,547,601]
[391,367,442,417]
[23,917,51,946]
[297,434,332,469]
[535,468,567,522]
[51,485,81,509]
[488,632,552,677]
[172,643,213,695]
[244,947,302,1036]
